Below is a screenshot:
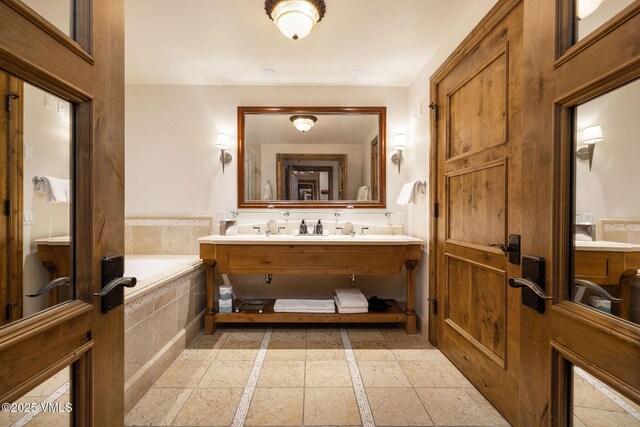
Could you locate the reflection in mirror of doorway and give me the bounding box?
[0,75,73,329]
[573,78,640,326]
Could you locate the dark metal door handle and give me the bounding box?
[574,279,621,303]
[27,277,70,297]
[93,276,137,297]
[489,234,521,265]
[508,277,553,300]
[490,243,511,252]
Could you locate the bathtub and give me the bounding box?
[123,255,206,413]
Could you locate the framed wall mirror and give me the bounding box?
[238,106,386,208]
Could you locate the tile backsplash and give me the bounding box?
[597,219,640,244]
[125,216,215,255]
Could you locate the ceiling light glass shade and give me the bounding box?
[394,134,408,150]
[271,0,320,40]
[578,0,604,19]
[290,115,317,132]
[582,125,603,144]
[216,133,230,149]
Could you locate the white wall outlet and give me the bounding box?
[582,212,594,224]
[417,102,423,118]
[44,93,56,109]
[397,212,405,225]
[24,144,33,161]
[23,210,34,225]
[217,210,226,221]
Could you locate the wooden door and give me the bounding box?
[430,1,523,423]
[0,0,125,425]
[518,0,640,425]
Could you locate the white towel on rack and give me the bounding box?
[263,180,273,200]
[356,186,369,201]
[334,288,368,308]
[396,180,420,206]
[274,299,335,313]
[35,176,70,203]
[334,296,368,314]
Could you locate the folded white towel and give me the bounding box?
[335,288,368,308]
[263,180,273,200]
[334,296,368,314]
[35,176,70,203]
[396,180,419,206]
[274,299,336,313]
[356,186,369,201]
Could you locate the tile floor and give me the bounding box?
[125,325,510,427]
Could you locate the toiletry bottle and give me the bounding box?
[300,220,307,234]
[316,220,323,235]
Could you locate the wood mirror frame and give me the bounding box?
[237,106,386,209]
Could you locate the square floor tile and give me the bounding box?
[257,360,305,387]
[199,360,253,388]
[347,329,384,341]
[351,341,396,361]
[265,340,306,361]
[357,360,412,388]
[153,360,210,388]
[245,387,304,426]
[306,360,353,387]
[216,340,261,361]
[366,387,433,426]
[399,361,462,388]
[464,388,511,426]
[415,387,493,426]
[306,340,345,360]
[125,387,193,426]
[574,407,640,427]
[304,387,361,426]
[172,387,242,426]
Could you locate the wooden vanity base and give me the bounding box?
[200,242,422,334]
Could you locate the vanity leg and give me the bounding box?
[204,260,217,335]
[619,274,633,320]
[405,260,418,334]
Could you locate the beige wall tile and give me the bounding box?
[161,225,192,255]
[246,387,304,426]
[154,301,177,353]
[131,225,162,255]
[154,287,177,311]
[366,387,433,426]
[125,225,133,255]
[125,315,155,382]
[125,299,154,331]
[176,291,194,331]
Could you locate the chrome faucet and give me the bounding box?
[252,226,261,235]
[277,226,286,235]
[336,227,344,235]
[360,227,369,236]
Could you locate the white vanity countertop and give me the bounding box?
[198,234,423,245]
[34,236,71,246]
[575,240,640,252]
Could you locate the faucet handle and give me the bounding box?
[360,227,369,235]
[252,226,261,235]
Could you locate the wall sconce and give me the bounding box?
[391,134,407,174]
[576,125,602,171]
[216,133,233,173]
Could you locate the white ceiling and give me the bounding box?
[245,114,378,145]
[125,0,474,86]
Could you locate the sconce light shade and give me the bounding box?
[394,134,408,150]
[216,133,230,149]
[582,125,603,144]
[216,133,232,173]
[392,134,407,174]
[577,0,604,19]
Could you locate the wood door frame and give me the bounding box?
[0,0,125,424]
[1,74,23,326]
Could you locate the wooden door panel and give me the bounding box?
[448,49,508,159]
[445,255,507,365]
[446,160,507,247]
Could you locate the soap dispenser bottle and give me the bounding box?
[316,220,323,235]
[300,220,307,234]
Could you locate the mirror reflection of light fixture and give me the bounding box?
[216,133,232,173]
[391,134,407,174]
[290,115,317,132]
[265,0,326,41]
[577,0,604,19]
[576,125,602,171]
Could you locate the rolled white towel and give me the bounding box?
[335,288,368,308]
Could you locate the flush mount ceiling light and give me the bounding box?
[265,0,326,40]
[290,115,317,132]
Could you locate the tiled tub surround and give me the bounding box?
[124,256,206,414]
[125,216,215,255]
